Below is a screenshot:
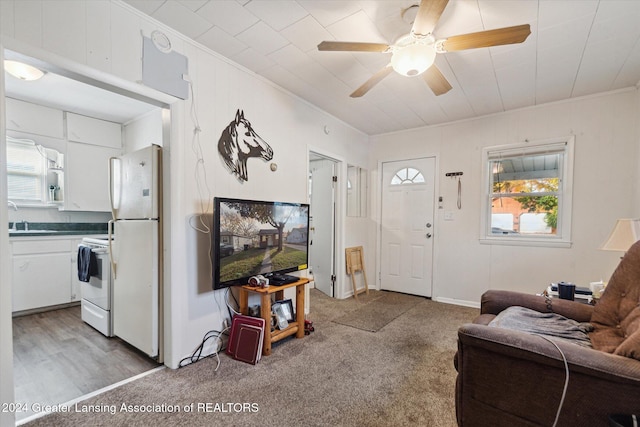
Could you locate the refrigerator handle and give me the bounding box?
[108,219,117,279]
[108,156,119,220]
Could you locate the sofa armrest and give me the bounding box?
[481,289,594,323]
[456,323,640,427]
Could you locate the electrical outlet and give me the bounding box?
[444,211,454,221]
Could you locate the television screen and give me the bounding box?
[213,197,310,289]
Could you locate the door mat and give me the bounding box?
[333,292,423,332]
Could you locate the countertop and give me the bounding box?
[8,222,109,237]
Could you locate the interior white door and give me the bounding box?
[309,159,336,297]
[112,219,159,357]
[380,158,436,297]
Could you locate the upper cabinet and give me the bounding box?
[66,112,122,149]
[64,142,119,212]
[5,98,123,212]
[6,98,64,139]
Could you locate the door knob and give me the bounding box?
[426,233,432,238]
[426,223,432,228]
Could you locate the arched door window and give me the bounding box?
[390,167,425,185]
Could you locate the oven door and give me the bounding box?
[80,248,111,311]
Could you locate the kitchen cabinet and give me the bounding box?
[11,235,106,312]
[66,112,122,149]
[11,239,72,312]
[6,97,64,139]
[64,142,120,212]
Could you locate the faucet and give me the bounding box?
[7,201,18,231]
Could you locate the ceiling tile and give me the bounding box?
[298,0,363,27]
[268,44,310,69]
[326,9,387,43]
[152,0,213,39]
[433,0,483,38]
[180,0,208,12]
[280,15,333,53]
[236,21,290,55]
[614,39,640,88]
[232,47,276,72]
[196,0,259,36]
[308,49,372,86]
[196,26,248,59]
[245,1,308,31]
[125,0,165,16]
[478,0,537,29]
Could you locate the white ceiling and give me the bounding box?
[123,0,640,136]
[4,69,158,124]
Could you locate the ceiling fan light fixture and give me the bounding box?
[4,60,45,81]
[391,43,436,77]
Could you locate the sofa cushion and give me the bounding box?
[590,240,640,360]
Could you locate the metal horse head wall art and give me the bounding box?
[217,109,273,182]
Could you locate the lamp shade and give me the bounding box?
[391,43,435,77]
[4,60,44,81]
[600,218,640,252]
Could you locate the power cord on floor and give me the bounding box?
[178,327,229,370]
[179,289,241,369]
[534,334,569,427]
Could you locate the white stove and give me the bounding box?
[79,237,113,337]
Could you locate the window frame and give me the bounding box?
[390,167,425,185]
[6,137,59,207]
[480,136,575,248]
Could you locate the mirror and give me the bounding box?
[347,165,367,217]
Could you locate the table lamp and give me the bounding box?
[600,218,640,253]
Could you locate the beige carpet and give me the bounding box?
[333,291,423,332]
[25,289,479,427]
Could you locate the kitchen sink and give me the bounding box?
[9,229,59,234]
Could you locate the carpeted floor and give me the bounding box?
[25,289,479,427]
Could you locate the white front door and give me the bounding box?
[309,158,336,297]
[380,158,436,297]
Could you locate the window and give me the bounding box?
[390,167,424,185]
[481,137,574,247]
[6,137,63,206]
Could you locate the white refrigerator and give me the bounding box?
[108,145,162,361]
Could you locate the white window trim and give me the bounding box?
[479,136,575,248]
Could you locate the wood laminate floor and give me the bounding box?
[12,305,160,421]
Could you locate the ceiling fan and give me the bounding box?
[317,0,531,98]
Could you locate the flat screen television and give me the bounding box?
[213,197,310,289]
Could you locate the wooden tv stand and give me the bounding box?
[238,278,309,356]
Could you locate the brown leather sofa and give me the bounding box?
[455,241,640,426]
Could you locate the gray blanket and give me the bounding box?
[488,306,593,347]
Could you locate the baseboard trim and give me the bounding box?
[433,297,480,309]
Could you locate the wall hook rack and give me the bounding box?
[445,172,463,177]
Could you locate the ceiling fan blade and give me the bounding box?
[423,65,452,96]
[350,65,393,98]
[411,0,449,36]
[441,24,531,52]
[317,41,390,53]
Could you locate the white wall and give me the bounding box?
[370,88,640,306]
[0,0,370,386]
[123,109,164,153]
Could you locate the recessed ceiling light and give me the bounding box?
[4,60,45,81]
